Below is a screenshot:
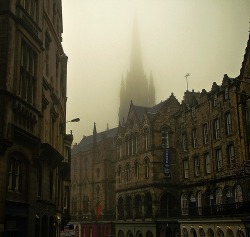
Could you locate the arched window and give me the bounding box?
[146,231,153,237]
[197,191,204,215]
[216,188,223,212]
[181,194,188,215]
[117,197,124,220]
[235,185,243,208]
[116,141,122,159]
[129,134,133,155]
[134,161,139,179]
[83,196,89,213]
[118,230,124,237]
[144,158,149,179]
[144,127,149,150]
[96,185,100,200]
[96,168,100,177]
[125,136,129,156]
[125,164,130,182]
[118,166,122,183]
[217,229,224,237]
[133,134,138,154]
[7,154,25,193]
[162,127,169,148]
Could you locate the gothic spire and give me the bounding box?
[148,71,156,106]
[130,16,143,73]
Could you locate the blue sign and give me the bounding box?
[163,148,170,174]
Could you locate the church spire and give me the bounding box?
[130,16,143,73]
[148,71,156,107]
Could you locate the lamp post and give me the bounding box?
[66,118,80,123]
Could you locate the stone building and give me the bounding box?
[115,96,181,237]
[0,0,72,236]
[114,33,250,237]
[119,19,155,123]
[71,124,118,237]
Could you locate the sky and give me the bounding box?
[61,0,250,144]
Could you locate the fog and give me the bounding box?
[62,0,250,144]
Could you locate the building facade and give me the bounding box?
[114,34,250,237]
[71,124,118,237]
[119,20,155,123]
[0,0,72,236]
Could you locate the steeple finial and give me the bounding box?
[93,122,97,145]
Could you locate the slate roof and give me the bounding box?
[72,127,118,155]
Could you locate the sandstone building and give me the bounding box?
[71,124,117,237]
[69,22,250,237]
[114,33,250,237]
[0,1,72,236]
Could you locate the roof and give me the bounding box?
[72,127,118,155]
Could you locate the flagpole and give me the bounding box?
[184,73,190,91]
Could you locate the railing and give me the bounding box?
[156,201,250,219]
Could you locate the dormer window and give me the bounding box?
[161,127,169,148]
[224,88,229,100]
[213,95,217,107]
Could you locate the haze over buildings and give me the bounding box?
[62,0,250,143]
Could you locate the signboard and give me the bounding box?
[163,148,170,174]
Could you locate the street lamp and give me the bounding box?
[66,118,80,123]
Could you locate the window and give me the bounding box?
[227,144,235,165]
[215,149,222,171]
[214,118,220,139]
[182,133,187,151]
[181,194,188,215]
[134,161,139,180]
[64,186,69,210]
[37,165,42,197]
[197,191,203,215]
[203,123,209,144]
[183,159,189,179]
[224,88,229,100]
[215,188,223,212]
[126,137,129,156]
[118,166,122,183]
[234,185,243,208]
[204,153,211,174]
[192,107,196,118]
[49,172,53,200]
[144,158,149,178]
[225,112,232,135]
[83,196,89,213]
[162,127,169,148]
[133,135,138,154]
[72,197,77,214]
[8,158,23,192]
[144,128,149,150]
[117,143,122,159]
[194,156,200,176]
[96,168,100,177]
[129,135,133,155]
[64,146,70,162]
[213,94,217,107]
[125,164,130,182]
[192,128,197,148]
[19,40,37,104]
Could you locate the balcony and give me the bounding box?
[155,201,250,219]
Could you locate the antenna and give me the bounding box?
[184,73,190,91]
